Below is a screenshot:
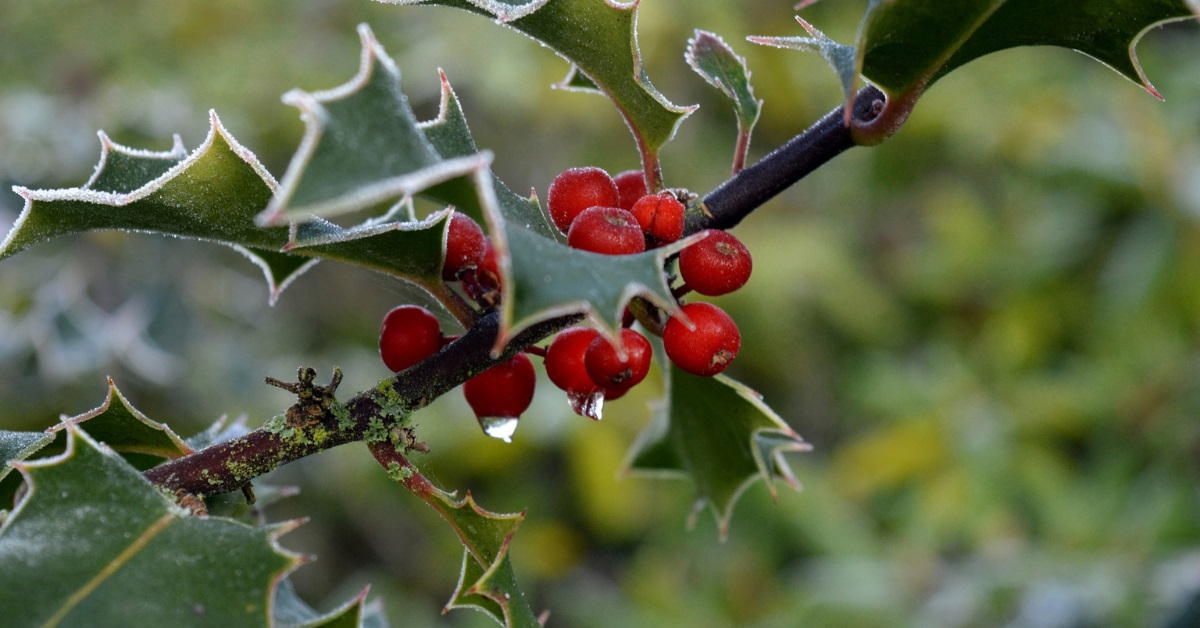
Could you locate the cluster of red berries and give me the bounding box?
[376,165,753,438]
[546,166,750,381]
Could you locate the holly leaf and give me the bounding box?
[259,24,681,345]
[685,30,762,163]
[0,425,303,625]
[274,579,386,628]
[47,377,194,470]
[424,491,539,625]
[625,369,811,539]
[754,0,1199,143]
[0,430,53,484]
[748,16,858,105]
[257,25,487,225]
[2,22,681,346]
[0,429,54,510]
[502,224,682,347]
[379,0,695,164]
[371,445,540,626]
[1,124,317,305]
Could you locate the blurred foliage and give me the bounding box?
[3,1,1200,626]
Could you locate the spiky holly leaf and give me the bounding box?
[625,369,811,539]
[423,491,537,625]
[258,25,489,226]
[0,125,317,305]
[754,0,1200,143]
[260,24,680,344]
[379,0,694,168]
[370,444,539,626]
[274,580,387,628]
[446,546,540,627]
[748,16,857,104]
[0,425,303,625]
[502,224,682,347]
[46,377,194,470]
[685,30,762,144]
[0,99,456,310]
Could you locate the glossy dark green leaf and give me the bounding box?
[49,377,193,463]
[626,369,811,538]
[380,0,694,159]
[752,0,1199,143]
[0,425,302,625]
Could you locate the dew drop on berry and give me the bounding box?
[477,415,520,443]
[568,390,605,421]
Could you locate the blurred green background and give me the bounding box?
[4,1,1200,626]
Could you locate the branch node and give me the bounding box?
[266,366,344,428]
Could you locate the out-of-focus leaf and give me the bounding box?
[0,429,54,509]
[626,368,811,538]
[856,0,1199,99]
[0,425,303,625]
[379,0,694,162]
[0,430,53,484]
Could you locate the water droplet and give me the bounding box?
[478,416,519,443]
[568,391,604,421]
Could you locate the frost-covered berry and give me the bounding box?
[567,206,646,255]
[663,302,740,376]
[584,328,652,391]
[678,230,752,296]
[545,326,603,396]
[379,305,443,372]
[463,353,536,419]
[442,211,488,280]
[547,167,619,234]
[630,192,685,245]
[613,169,648,211]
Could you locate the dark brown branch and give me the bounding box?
[690,85,885,233]
[144,310,582,496]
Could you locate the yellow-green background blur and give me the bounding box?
[3,1,1200,625]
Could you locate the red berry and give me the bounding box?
[463,353,536,419]
[442,211,488,280]
[585,329,652,391]
[545,327,602,396]
[613,169,648,211]
[663,302,740,376]
[547,167,619,234]
[479,242,502,290]
[379,305,443,372]
[630,193,685,245]
[602,386,628,401]
[678,230,752,296]
[567,207,646,255]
